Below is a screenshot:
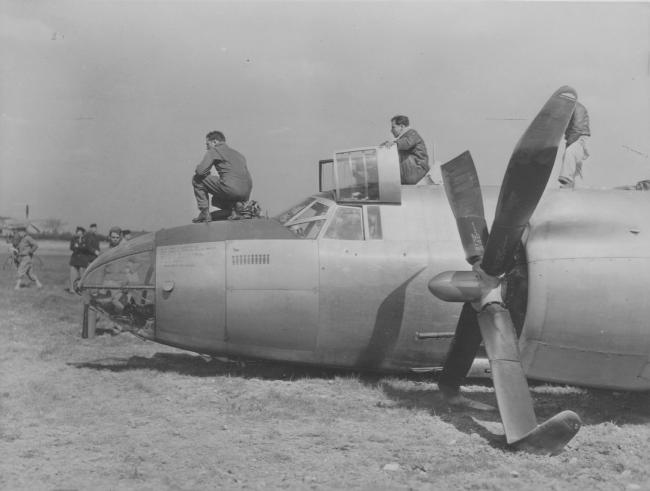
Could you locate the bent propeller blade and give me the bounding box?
[482,86,577,277]
[478,303,581,452]
[441,151,488,265]
[477,304,537,442]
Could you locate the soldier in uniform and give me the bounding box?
[12,224,43,290]
[191,131,253,223]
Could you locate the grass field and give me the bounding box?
[1,253,649,490]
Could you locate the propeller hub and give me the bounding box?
[428,270,482,303]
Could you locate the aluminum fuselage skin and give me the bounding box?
[83,185,650,390]
[153,186,470,372]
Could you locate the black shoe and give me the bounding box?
[192,210,211,223]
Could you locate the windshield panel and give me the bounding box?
[288,220,326,239]
[295,201,330,221]
[277,197,333,238]
[276,198,314,224]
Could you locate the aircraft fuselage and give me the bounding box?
[80,184,650,390]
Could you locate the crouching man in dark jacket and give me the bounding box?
[191,131,253,223]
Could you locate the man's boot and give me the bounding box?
[192,209,211,223]
[229,202,245,220]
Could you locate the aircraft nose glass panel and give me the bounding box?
[81,251,155,334]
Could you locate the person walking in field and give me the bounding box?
[12,224,43,290]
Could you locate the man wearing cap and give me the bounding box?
[81,223,100,264]
[12,225,43,290]
[68,226,87,293]
[107,226,123,249]
[380,115,430,185]
[191,130,253,223]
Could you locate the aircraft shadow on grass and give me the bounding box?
[70,350,650,444]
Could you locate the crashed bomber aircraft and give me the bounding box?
[78,86,650,453]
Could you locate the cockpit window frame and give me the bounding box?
[279,196,335,239]
[322,205,365,241]
[364,205,383,240]
[282,197,334,227]
[276,197,316,225]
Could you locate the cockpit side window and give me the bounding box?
[323,206,363,240]
[366,205,383,240]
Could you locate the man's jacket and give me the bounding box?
[565,102,590,147]
[395,128,429,184]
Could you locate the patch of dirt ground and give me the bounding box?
[1,254,649,490]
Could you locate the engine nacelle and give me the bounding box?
[521,189,650,390]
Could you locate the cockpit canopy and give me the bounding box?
[319,145,401,204]
[278,145,401,240]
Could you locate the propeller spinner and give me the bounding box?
[429,86,582,454]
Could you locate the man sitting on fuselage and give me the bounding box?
[380,115,430,185]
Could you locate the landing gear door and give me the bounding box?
[320,146,401,205]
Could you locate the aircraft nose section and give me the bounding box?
[428,270,482,303]
[79,232,156,338]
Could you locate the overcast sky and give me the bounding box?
[1,1,648,232]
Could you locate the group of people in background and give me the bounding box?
[67,224,131,293]
[7,218,134,293]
